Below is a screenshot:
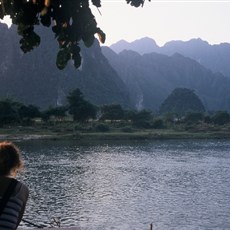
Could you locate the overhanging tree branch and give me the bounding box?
[0,0,150,70]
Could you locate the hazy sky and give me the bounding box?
[1,1,230,47]
[91,0,230,46]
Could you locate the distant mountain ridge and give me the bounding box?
[102,46,230,112]
[110,37,230,78]
[110,37,160,55]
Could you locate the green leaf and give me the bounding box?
[126,0,144,7]
[19,31,41,53]
[0,9,4,19]
[96,28,106,44]
[83,35,95,48]
[52,25,61,38]
[72,53,81,69]
[56,48,71,70]
[40,14,51,27]
[91,0,101,7]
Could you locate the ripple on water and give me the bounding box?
[18,139,230,229]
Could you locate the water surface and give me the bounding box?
[17,139,230,230]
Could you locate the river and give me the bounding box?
[16,139,230,230]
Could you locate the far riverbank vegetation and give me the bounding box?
[1,89,230,140]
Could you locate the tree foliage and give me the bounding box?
[67,88,97,122]
[18,104,41,120]
[0,99,41,124]
[2,96,230,133]
[212,111,230,125]
[0,99,19,124]
[0,0,150,69]
[100,104,124,121]
[131,110,152,128]
[184,112,204,124]
[41,106,67,121]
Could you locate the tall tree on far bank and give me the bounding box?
[0,99,19,124]
[67,89,97,122]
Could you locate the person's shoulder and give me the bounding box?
[15,180,29,199]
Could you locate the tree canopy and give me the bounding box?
[212,111,230,125]
[100,104,125,121]
[0,0,150,69]
[67,88,97,122]
[0,99,41,124]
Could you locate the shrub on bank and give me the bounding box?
[121,126,134,133]
[95,123,110,132]
[152,119,164,129]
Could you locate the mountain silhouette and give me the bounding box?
[110,37,230,78]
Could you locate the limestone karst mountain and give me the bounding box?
[110,37,230,78]
[0,23,130,109]
[102,46,230,112]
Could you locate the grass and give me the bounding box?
[1,122,230,141]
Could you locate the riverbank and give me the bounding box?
[19,228,80,230]
[1,124,230,141]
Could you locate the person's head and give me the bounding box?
[0,141,23,177]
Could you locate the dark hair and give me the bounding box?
[0,141,23,176]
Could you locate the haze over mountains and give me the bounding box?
[101,37,230,112]
[110,37,230,78]
[1,22,230,113]
[102,47,230,112]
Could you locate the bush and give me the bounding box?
[95,123,110,132]
[74,124,84,131]
[133,120,152,129]
[121,126,134,133]
[204,115,212,124]
[212,111,230,125]
[152,119,164,129]
[184,112,204,124]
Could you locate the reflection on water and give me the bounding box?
[17,139,230,230]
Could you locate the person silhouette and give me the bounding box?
[0,141,29,229]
